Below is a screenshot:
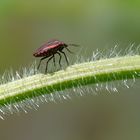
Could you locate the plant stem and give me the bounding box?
[0,55,140,107]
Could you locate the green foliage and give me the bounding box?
[0,55,140,108]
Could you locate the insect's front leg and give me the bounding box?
[65,47,73,54]
[60,50,69,66]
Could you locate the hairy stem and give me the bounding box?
[0,55,140,107]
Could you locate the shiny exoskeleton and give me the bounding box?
[33,39,78,73]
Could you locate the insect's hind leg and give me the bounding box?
[59,50,69,65]
[37,56,47,70]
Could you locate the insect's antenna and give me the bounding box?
[68,44,80,47]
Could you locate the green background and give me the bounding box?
[0,0,140,139]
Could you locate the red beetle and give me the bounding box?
[33,39,79,73]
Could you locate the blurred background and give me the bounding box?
[0,0,140,140]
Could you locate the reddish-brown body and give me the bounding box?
[33,40,67,57]
[33,39,78,73]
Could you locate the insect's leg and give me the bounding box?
[56,52,62,68]
[45,56,54,73]
[53,55,56,67]
[37,56,47,70]
[60,51,69,65]
[65,47,73,54]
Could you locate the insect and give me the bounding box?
[33,39,79,73]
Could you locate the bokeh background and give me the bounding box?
[0,0,140,140]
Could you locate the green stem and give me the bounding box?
[0,55,140,107]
